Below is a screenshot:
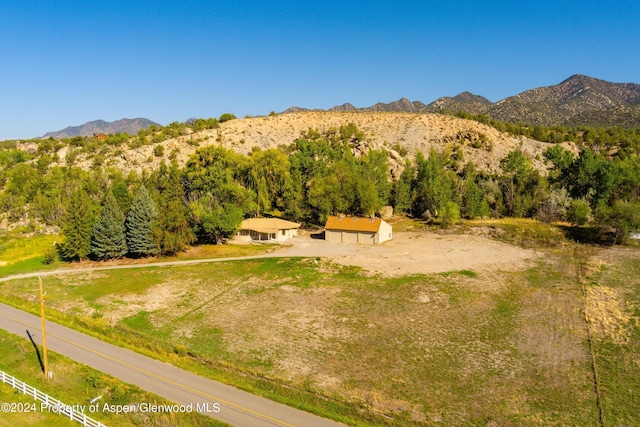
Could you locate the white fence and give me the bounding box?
[0,370,106,427]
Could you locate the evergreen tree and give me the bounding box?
[111,181,132,216]
[91,190,128,260]
[126,185,158,257]
[58,189,93,261]
[153,163,195,255]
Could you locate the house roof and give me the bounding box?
[240,218,301,234]
[325,216,384,233]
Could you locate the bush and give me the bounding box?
[439,201,461,228]
[538,188,571,223]
[219,113,236,123]
[567,199,592,226]
[390,143,408,157]
[42,248,57,265]
[153,144,165,157]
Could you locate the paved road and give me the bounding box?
[0,302,345,427]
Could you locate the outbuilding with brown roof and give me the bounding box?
[324,216,392,244]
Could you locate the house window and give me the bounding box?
[281,230,286,236]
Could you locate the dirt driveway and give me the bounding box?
[275,231,539,277]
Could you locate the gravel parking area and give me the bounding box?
[275,231,538,277]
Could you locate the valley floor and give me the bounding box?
[1,227,638,426]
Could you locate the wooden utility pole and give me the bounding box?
[38,277,49,380]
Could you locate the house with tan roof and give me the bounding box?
[236,218,301,242]
[324,215,392,245]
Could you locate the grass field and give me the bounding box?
[0,234,61,276]
[0,329,227,427]
[0,232,276,280]
[1,223,638,426]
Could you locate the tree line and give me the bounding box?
[1,122,639,262]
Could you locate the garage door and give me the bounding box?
[327,230,342,242]
[344,231,359,243]
[359,233,375,244]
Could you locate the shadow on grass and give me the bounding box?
[26,329,45,374]
[558,225,617,246]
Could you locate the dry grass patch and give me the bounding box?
[585,286,632,344]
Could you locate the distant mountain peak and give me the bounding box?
[490,75,640,126]
[280,74,640,127]
[329,103,357,112]
[562,74,599,83]
[42,118,160,139]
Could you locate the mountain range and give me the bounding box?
[42,118,159,139]
[41,75,640,138]
[285,75,640,127]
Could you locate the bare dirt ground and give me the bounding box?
[275,231,540,277]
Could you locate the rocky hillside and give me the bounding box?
[27,112,573,179]
[42,118,159,139]
[488,75,640,126]
[423,92,493,115]
[286,75,640,127]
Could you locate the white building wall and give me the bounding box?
[377,220,393,244]
[275,228,298,242]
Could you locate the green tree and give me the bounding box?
[248,148,292,215]
[91,191,128,260]
[58,189,94,261]
[463,179,484,219]
[359,149,391,212]
[567,148,623,208]
[125,185,158,257]
[190,195,243,243]
[307,159,356,222]
[439,201,461,228]
[411,149,454,220]
[543,145,574,186]
[499,149,547,217]
[31,188,65,226]
[111,180,132,216]
[462,165,485,219]
[597,201,640,244]
[620,154,640,201]
[152,163,195,255]
[392,165,413,213]
[184,145,256,215]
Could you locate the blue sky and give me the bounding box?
[1,1,639,140]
